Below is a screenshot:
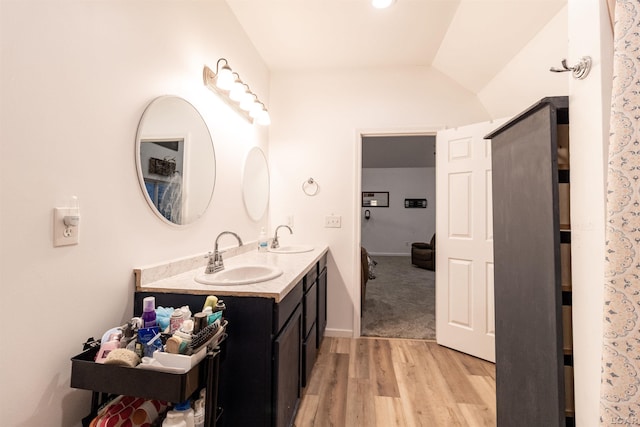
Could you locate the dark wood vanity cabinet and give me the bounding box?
[486,96,574,426]
[273,304,302,427]
[317,254,327,347]
[302,269,318,387]
[134,257,328,427]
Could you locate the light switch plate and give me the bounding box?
[53,208,79,247]
[325,215,341,228]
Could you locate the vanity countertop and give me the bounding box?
[135,245,328,303]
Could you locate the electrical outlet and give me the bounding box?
[53,207,79,247]
[325,215,341,228]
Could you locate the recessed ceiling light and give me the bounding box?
[372,0,395,9]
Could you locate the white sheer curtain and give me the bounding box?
[600,1,640,425]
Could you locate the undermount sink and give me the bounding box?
[268,245,314,254]
[195,264,283,285]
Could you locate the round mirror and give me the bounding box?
[242,147,270,221]
[135,96,216,225]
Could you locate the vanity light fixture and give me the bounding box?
[203,60,271,126]
[372,0,395,9]
[253,102,271,126]
[229,73,246,102]
[214,58,234,90]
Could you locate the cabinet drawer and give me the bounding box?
[304,282,317,336]
[302,325,317,388]
[274,280,303,334]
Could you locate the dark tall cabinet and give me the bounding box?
[485,96,574,426]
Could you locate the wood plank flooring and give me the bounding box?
[294,337,496,427]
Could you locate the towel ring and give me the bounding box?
[302,178,319,196]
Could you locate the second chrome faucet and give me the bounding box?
[271,225,293,249]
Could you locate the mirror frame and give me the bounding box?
[135,95,216,226]
[242,147,270,221]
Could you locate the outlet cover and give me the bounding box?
[325,215,341,228]
[53,208,79,247]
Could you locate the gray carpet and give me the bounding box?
[361,255,436,340]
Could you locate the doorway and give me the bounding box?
[359,133,436,339]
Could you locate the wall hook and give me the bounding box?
[550,56,592,80]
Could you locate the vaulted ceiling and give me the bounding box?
[226,0,567,95]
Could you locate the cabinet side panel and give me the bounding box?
[491,105,565,426]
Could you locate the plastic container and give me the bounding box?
[142,296,157,327]
[258,227,268,252]
[162,411,187,427]
[152,346,207,372]
[173,400,195,427]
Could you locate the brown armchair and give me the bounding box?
[411,234,435,271]
[361,246,369,313]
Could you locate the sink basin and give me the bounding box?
[268,245,314,254]
[195,264,283,285]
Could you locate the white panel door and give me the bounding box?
[435,119,506,363]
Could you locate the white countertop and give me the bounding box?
[135,245,328,303]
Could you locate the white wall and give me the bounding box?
[479,5,570,119]
[568,0,612,425]
[268,66,491,335]
[0,1,269,425]
[361,167,435,255]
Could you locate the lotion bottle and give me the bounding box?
[258,227,268,252]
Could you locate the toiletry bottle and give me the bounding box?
[119,321,135,348]
[162,411,187,427]
[193,398,205,427]
[193,312,207,334]
[202,295,218,312]
[258,227,268,252]
[95,332,122,363]
[173,401,195,427]
[142,296,157,327]
[214,300,226,313]
[170,308,184,334]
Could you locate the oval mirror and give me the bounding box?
[135,96,216,225]
[242,147,270,221]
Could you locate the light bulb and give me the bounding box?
[257,110,271,126]
[239,92,254,111]
[229,80,246,101]
[216,65,234,90]
[249,101,263,118]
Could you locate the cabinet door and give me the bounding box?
[317,267,327,348]
[304,282,317,337]
[302,325,317,388]
[273,304,302,427]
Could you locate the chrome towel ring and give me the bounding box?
[302,178,319,196]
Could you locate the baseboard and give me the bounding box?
[324,328,354,338]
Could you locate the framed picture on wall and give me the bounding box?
[362,192,389,207]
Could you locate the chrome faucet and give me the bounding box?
[205,231,243,274]
[271,225,293,249]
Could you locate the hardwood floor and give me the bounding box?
[294,337,496,427]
